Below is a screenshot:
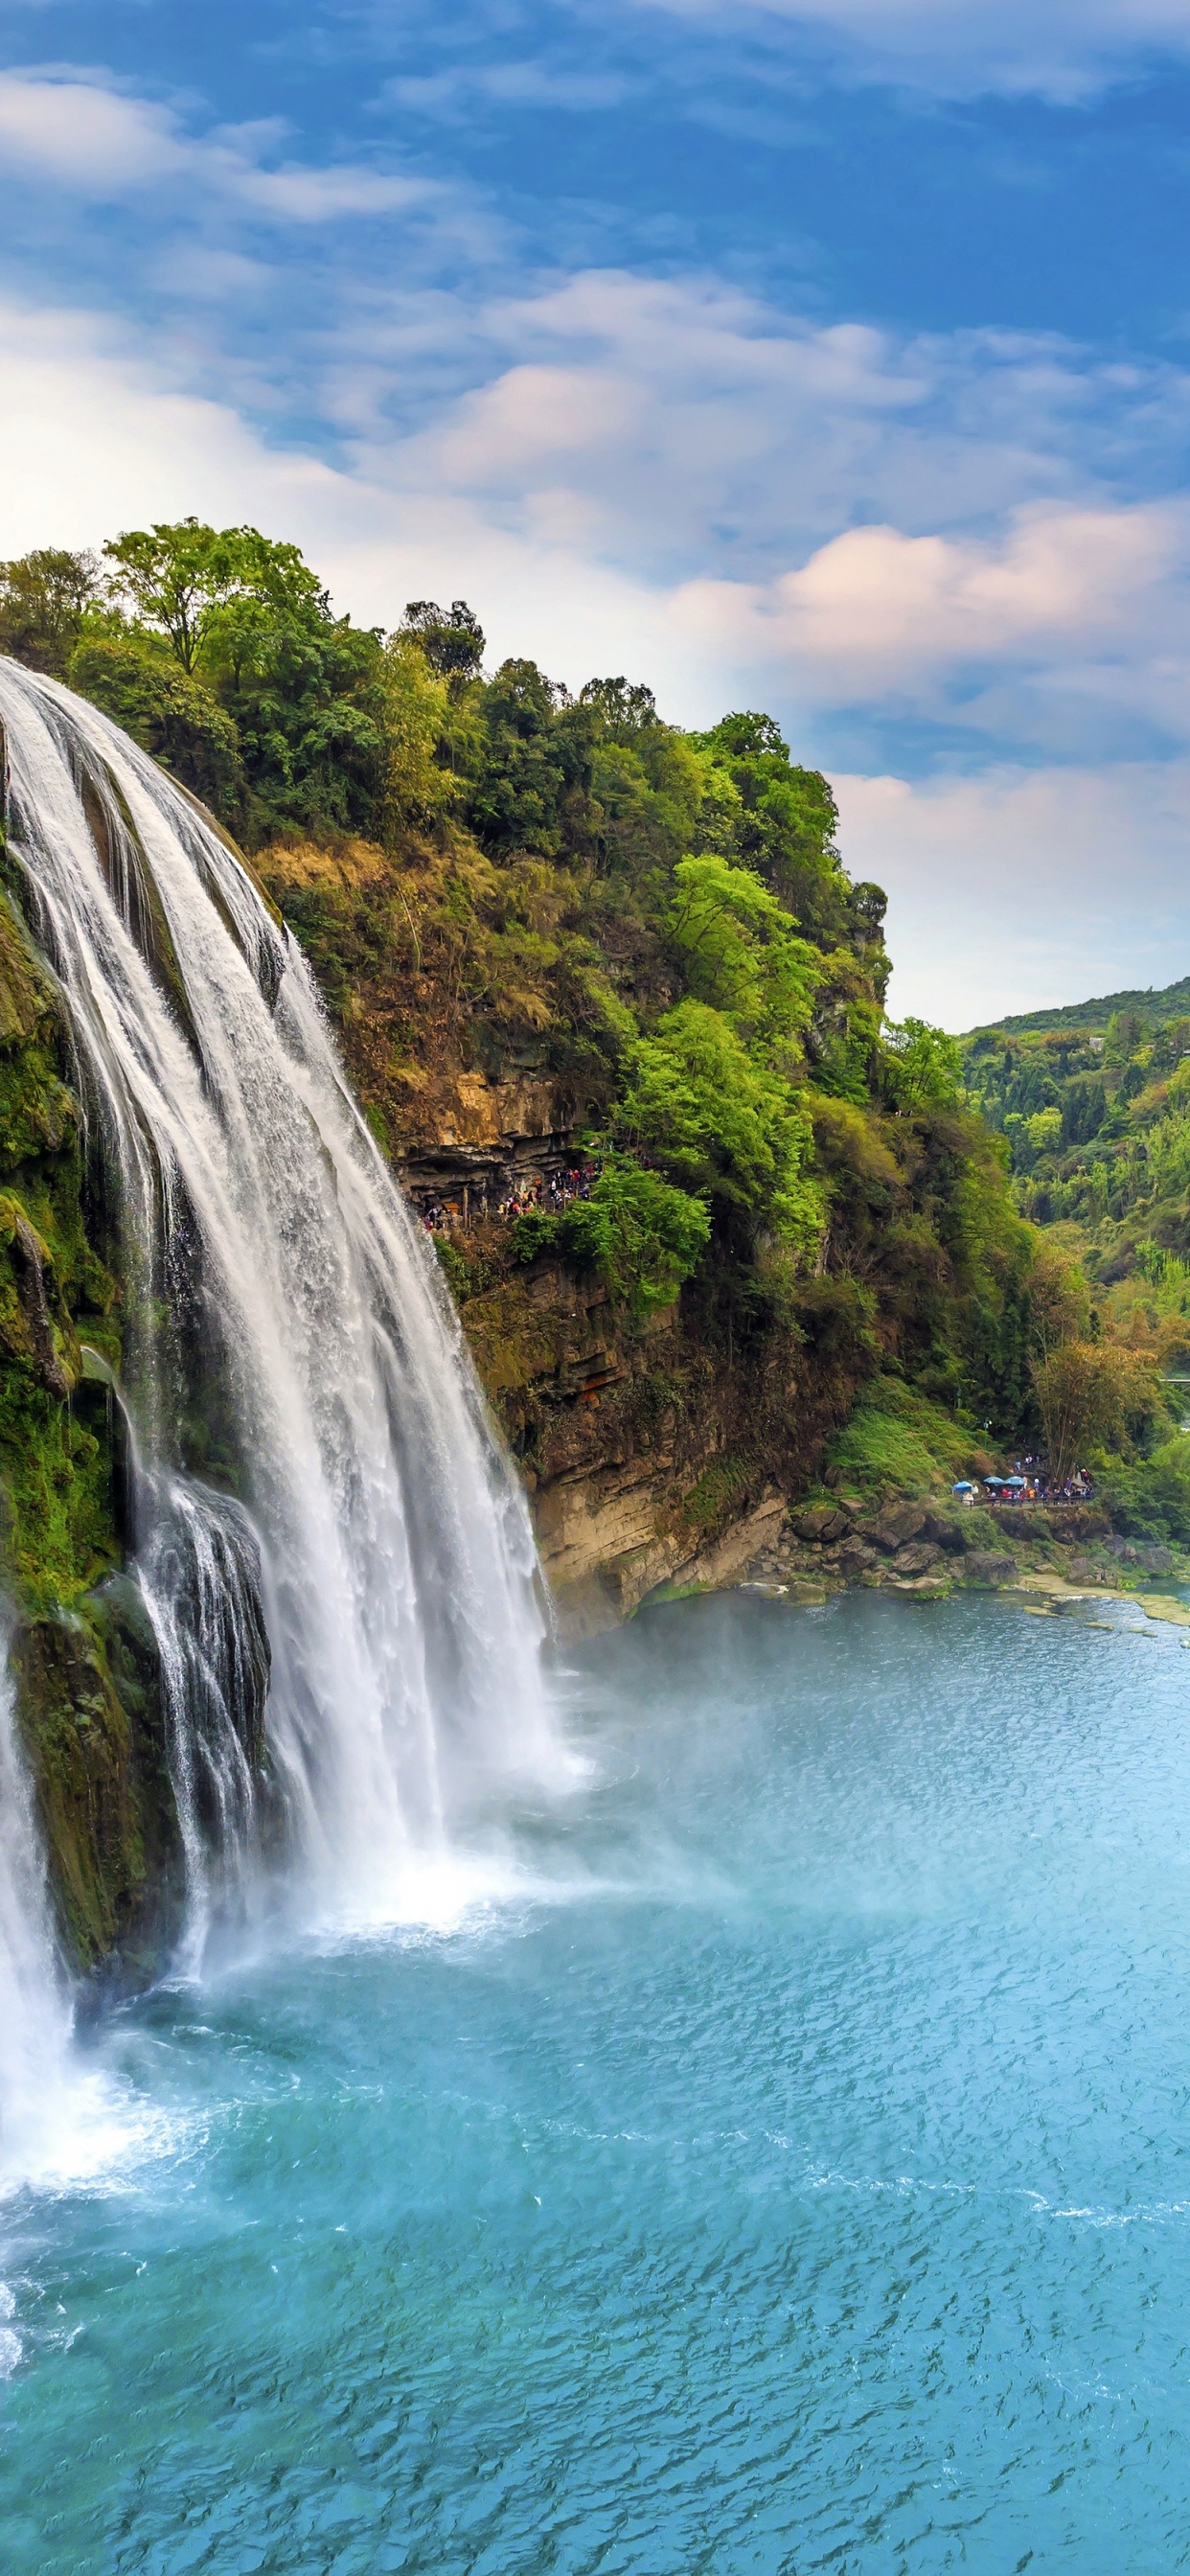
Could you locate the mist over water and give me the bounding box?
[0,660,555,1993]
[0,1647,72,2198]
[3,1590,1190,2571]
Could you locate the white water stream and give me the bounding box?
[0,660,556,2074]
[0,1641,73,2198]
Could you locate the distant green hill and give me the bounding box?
[965,973,1190,1042]
[959,974,1190,1354]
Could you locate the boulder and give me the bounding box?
[868,1502,927,1554]
[962,1551,1016,1585]
[1137,1541,1174,1575]
[837,1538,878,1576]
[921,1510,968,1554]
[1067,1554,1115,1585]
[790,1503,850,1544]
[892,1540,942,1577]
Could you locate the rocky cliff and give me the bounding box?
[0,854,179,1972]
[252,835,1023,1639]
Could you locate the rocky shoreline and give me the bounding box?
[736,1495,1189,1607]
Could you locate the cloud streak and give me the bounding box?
[0,71,430,218]
[625,0,1190,99]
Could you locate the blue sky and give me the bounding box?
[2,0,1190,1022]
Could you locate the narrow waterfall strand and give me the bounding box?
[0,1638,73,2190]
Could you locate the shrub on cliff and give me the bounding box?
[617,1000,824,1256]
[825,1372,990,1496]
[562,1162,711,1320]
[512,1162,711,1322]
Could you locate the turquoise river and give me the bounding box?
[3,1587,1190,2575]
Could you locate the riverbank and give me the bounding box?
[732,1492,1190,1613]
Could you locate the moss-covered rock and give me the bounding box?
[11,1582,177,1974]
[0,830,181,1969]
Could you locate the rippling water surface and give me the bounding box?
[4,1589,1190,2574]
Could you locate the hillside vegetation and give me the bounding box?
[0,524,1175,1530]
[962,995,1190,1353]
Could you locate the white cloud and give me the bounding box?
[629,0,1190,99]
[837,762,1190,1025]
[676,501,1188,700]
[4,292,1190,1023]
[0,71,183,186]
[0,72,429,219]
[362,267,1190,567]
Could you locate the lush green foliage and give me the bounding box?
[512,1161,711,1320]
[0,875,123,1611]
[823,1372,991,1496]
[963,996,1190,1355]
[1095,1435,1190,1544]
[0,522,1063,1441]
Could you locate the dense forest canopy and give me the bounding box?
[6,518,1187,1532]
[963,1000,1190,1350]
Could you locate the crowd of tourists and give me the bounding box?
[420,1161,600,1235]
[496,1162,600,1222]
[956,1460,1095,1507]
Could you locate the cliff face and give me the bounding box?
[0,858,180,1972]
[439,1226,864,1633]
[240,840,858,1631]
[249,828,1042,1639]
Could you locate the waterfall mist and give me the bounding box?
[0,1637,74,2191]
[0,657,557,1977]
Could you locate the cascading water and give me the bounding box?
[0,1632,74,2190]
[0,657,557,1966]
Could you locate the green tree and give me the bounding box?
[103,519,238,671]
[578,677,659,739]
[67,635,244,819]
[380,634,455,832]
[466,659,596,860]
[0,548,101,676]
[881,1018,962,1113]
[400,599,485,683]
[1025,1105,1063,1154]
[667,854,821,1043]
[1032,1340,1156,1483]
[691,711,860,949]
[618,998,823,1253]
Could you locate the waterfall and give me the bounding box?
[0,1634,75,2188]
[0,657,556,1960]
